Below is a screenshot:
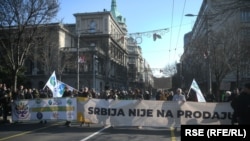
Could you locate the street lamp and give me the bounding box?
[93,54,98,90]
[77,33,80,90]
[185,13,212,95]
[77,32,98,91]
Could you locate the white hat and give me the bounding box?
[226,91,231,95]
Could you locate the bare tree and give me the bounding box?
[208,20,241,99]
[0,0,59,91]
[35,24,76,79]
[162,63,177,77]
[181,36,208,90]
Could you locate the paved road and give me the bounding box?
[0,120,181,141]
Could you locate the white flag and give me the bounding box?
[78,55,85,63]
[57,80,76,97]
[190,79,206,102]
[44,71,58,97]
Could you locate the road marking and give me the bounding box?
[170,127,176,141]
[0,126,47,141]
[80,125,111,141]
[0,122,62,141]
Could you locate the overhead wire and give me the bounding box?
[169,0,175,61]
[174,0,187,62]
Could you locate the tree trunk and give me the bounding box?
[13,70,18,92]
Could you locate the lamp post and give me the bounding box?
[93,54,96,90]
[77,32,99,91]
[185,13,212,95]
[77,33,80,90]
[236,31,240,88]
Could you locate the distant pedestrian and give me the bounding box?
[44,87,53,98]
[230,88,240,125]
[62,87,73,127]
[25,88,34,99]
[167,91,174,101]
[234,83,250,125]
[135,88,143,100]
[32,88,40,99]
[0,83,11,123]
[172,88,186,102]
[144,91,151,100]
[78,87,91,127]
[89,88,96,98]
[223,91,232,102]
[156,90,162,100]
[39,88,49,98]
[13,85,25,100]
[79,87,92,98]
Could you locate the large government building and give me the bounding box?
[23,0,154,93]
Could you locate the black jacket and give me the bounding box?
[62,90,72,97]
[235,92,250,125]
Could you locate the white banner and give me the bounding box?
[84,99,233,127]
[11,98,233,127]
[11,97,77,121]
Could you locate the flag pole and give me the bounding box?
[187,87,191,98]
[43,85,47,90]
[187,79,194,98]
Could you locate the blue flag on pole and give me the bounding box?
[57,80,75,97]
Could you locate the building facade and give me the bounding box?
[21,0,154,93]
[181,0,250,95]
[127,37,154,91]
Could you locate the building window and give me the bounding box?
[88,20,96,33]
[241,28,250,41]
[128,46,135,52]
[128,57,135,64]
[241,9,250,22]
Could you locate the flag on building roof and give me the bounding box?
[78,55,85,63]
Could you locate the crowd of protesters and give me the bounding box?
[1,80,250,125]
[0,81,185,125]
[0,82,54,123]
